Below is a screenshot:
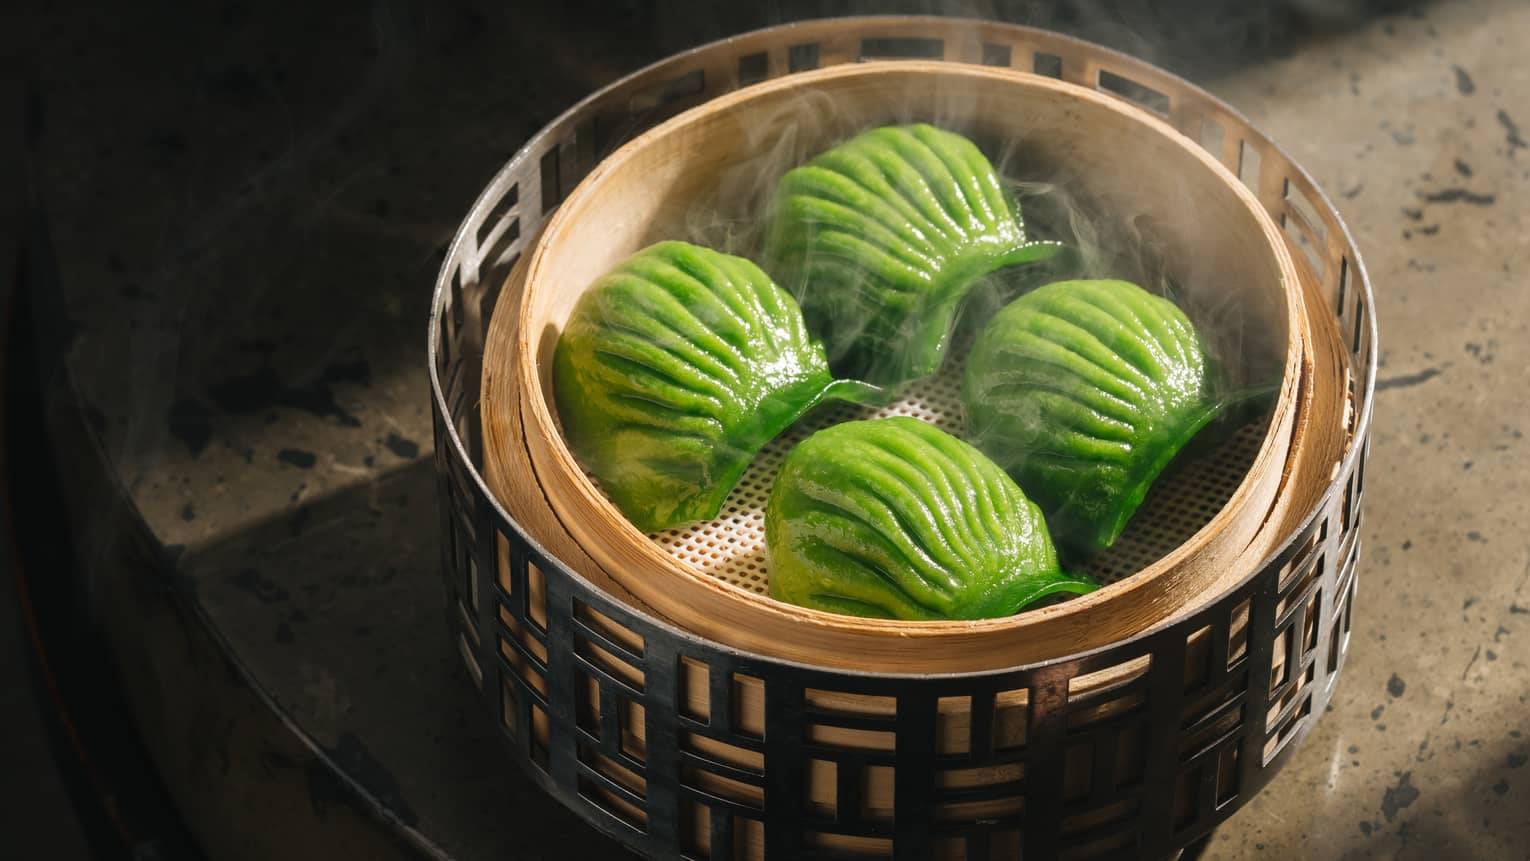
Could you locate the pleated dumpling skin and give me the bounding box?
[555,241,875,533]
[764,124,1060,390]
[962,279,1222,555]
[766,417,1098,620]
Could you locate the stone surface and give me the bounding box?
[1203,2,1530,858]
[12,0,1530,858]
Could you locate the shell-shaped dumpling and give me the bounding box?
[764,124,1061,389]
[555,241,878,532]
[962,279,1222,555]
[766,417,1098,620]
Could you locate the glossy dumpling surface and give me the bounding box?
[766,416,1097,620]
[962,279,1221,555]
[764,124,1060,389]
[554,241,876,532]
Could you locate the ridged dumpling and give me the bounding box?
[555,241,880,532]
[962,279,1222,555]
[764,124,1061,389]
[766,417,1098,620]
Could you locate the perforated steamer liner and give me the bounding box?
[645,363,1269,596]
[434,17,1373,860]
[495,60,1311,673]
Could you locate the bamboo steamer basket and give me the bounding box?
[489,61,1311,673]
[437,18,1374,860]
[480,244,1344,838]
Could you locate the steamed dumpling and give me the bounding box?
[764,124,1061,389]
[962,279,1222,555]
[766,416,1098,620]
[555,241,879,532]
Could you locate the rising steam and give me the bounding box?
[669,78,1279,414]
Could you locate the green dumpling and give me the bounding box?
[554,241,880,533]
[766,416,1098,620]
[764,124,1062,389]
[962,279,1223,555]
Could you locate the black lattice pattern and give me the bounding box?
[427,18,1376,860]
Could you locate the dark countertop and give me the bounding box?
[8,0,1529,858]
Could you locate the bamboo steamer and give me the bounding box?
[478,206,1349,844]
[487,61,1312,674]
[483,246,1330,841]
[480,270,1340,844]
[443,21,1373,856]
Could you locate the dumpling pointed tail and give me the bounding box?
[1009,572,1101,613]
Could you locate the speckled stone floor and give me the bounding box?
[1201,2,1530,857]
[11,0,1530,858]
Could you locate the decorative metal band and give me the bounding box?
[428,17,1375,860]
